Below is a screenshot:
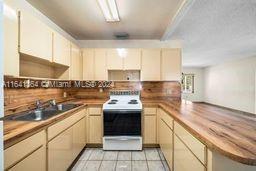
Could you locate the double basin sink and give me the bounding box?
[5,104,82,122]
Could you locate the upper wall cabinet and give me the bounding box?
[82,49,95,80]
[106,49,141,70]
[94,49,107,80]
[4,2,19,76]
[107,49,123,70]
[123,49,141,70]
[141,49,161,81]
[53,31,70,66]
[70,43,82,80]
[161,49,181,81]
[19,11,52,62]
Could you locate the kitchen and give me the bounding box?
[1,0,256,171]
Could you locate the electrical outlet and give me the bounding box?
[166,89,173,95]
[63,92,67,98]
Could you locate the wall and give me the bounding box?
[182,67,204,102]
[4,0,78,46]
[0,0,4,169]
[4,81,181,116]
[204,56,256,114]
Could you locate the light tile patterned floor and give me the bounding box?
[72,148,170,171]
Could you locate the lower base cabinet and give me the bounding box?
[48,118,86,171]
[9,146,46,171]
[73,118,86,158]
[48,127,73,171]
[159,118,173,170]
[174,134,205,171]
[88,115,102,143]
[143,115,157,144]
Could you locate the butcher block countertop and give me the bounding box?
[3,99,256,166]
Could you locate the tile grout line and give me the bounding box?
[98,149,105,171]
[81,148,93,170]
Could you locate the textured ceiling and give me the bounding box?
[26,0,184,40]
[168,0,256,67]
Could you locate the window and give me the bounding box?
[182,73,195,93]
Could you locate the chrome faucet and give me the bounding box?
[35,100,42,109]
[35,99,56,109]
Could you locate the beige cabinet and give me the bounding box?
[19,10,52,61]
[161,49,181,81]
[70,43,82,80]
[87,107,102,144]
[72,118,86,158]
[107,49,123,70]
[48,127,73,171]
[106,49,141,70]
[141,49,161,81]
[4,131,46,170]
[159,118,173,170]
[94,49,107,80]
[143,108,157,144]
[143,115,157,144]
[88,115,102,143]
[53,31,70,66]
[174,121,206,164]
[3,2,19,76]
[82,49,95,80]
[9,146,46,171]
[174,134,205,171]
[48,110,86,171]
[123,49,141,70]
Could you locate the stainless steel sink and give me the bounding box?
[5,104,82,121]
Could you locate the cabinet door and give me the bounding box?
[141,49,161,81]
[174,135,205,171]
[161,49,181,81]
[143,115,157,144]
[70,44,82,80]
[94,49,107,80]
[48,127,73,171]
[53,31,70,66]
[88,115,102,143]
[83,49,94,80]
[82,49,94,80]
[107,49,123,70]
[159,118,173,170]
[123,49,141,70]
[9,146,46,171]
[72,118,86,158]
[4,3,19,76]
[19,11,52,61]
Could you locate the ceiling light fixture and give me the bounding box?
[97,0,120,22]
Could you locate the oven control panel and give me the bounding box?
[110,90,140,96]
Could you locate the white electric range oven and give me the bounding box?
[103,90,142,151]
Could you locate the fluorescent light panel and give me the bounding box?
[97,0,120,22]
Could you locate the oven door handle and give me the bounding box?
[104,136,141,141]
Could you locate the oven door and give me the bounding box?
[103,110,141,136]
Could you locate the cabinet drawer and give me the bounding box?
[158,108,173,130]
[88,107,102,115]
[174,121,206,164]
[9,146,46,171]
[174,134,205,171]
[5,130,46,170]
[144,108,157,115]
[48,109,86,140]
